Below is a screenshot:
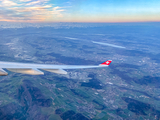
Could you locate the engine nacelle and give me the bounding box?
[0,68,8,76]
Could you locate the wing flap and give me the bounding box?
[7,68,44,75]
[42,69,67,74]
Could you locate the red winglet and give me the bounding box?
[100,60,112,66]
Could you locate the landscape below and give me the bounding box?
[0,22,160,120]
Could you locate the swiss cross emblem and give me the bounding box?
[106,61,110,64]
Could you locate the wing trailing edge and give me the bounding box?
[42,69,67,74]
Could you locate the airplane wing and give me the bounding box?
[0,60,112,75]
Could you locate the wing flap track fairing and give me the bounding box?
[0,68,8,76]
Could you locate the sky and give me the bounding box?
[0,0,160,23]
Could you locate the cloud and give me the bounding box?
[19,0,31,2]
[0,0,18,7]
[26,1,41,6]
[65,37,78,40]
[92,41,126,49]
[0,0,65,22]
[19,0,48,2]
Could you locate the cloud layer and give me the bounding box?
[0,0,160,22]
[92,41,126,49]
[0,0,65,22]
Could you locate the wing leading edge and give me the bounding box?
[0,60,112,75]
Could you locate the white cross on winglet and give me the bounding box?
[106,61,110,64]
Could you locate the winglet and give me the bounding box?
[100,60,112,66]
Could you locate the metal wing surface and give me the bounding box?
[0,60,112,75]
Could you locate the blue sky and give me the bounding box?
[0,0,160,22]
